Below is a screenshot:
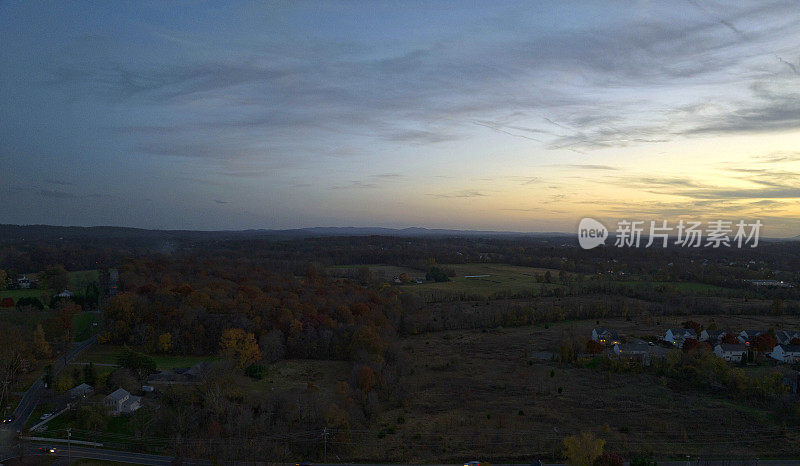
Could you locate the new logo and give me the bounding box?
[578,218,608,249]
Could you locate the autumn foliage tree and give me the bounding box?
[220,328,262,368]
[752,332,777,353]
[586,340,604,354]
[682,338,700,352]
[356,365,377,395]
[681,320,703,335]
[563,432,605,466]
[54,299,80,344]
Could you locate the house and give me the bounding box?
[738,330,764,346]
[592,327,620,346]
[614,341,651,365]
[68,383,93,399]
[775,330,800,345]
[55,289,74,299]
[0,297,14,308]
[771,345,800,364]
[17,276,32,289]
[664,328,697,347]
[700,329,727,343]
[714,343,747,362]
[104,388,141,415]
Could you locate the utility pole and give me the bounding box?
[322,427,328,461]
[67,427,71,464]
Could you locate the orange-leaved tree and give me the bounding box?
[219,328,262,368]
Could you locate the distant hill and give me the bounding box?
[0,224,572,244]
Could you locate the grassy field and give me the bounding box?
[606,280,730,293]
[73,312,99,341]
[69,269,99,289]
[328,264,427,281]
[0,288,50,301]
[355,321,800,462]
[246,359,350,399]
[75,344,217,370]
[400,263,567,301]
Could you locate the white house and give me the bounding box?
[17,276,32,289]
[771,345,800,363]
[775,330,800,346]
[714,343,747,362]
[738,330,764,346]
[104,388,141,415]
[665,328,697,347]
[592,327,620,346]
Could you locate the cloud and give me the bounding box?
[753,151,800,163]
[562,164,619,171]
[686,83,800,135]
[329,181,378,190]
[38,189,78,199]
[44,179,75,186]
[671,187,800,200]
[371,173,402,180]
[427,190,487,199]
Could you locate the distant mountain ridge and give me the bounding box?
[0,224,572,243]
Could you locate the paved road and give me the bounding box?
[0,336,96,455]
[23,442,213,465]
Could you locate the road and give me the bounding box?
[24,442,211,465]
[0,336,96,456]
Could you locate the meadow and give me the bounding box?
[74,344,218,370]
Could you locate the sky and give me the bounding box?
[1,1,800,236]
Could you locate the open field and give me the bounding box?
[69,269,99,288]
[0,289,50,301]
[74,344,218,370]
[246,359,350,399]
[352,321,800,462]
[400,263,568,301]
[328,264,426,281]
[0,309,99,340]
[72,312,99,341]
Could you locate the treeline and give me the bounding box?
[102,254,408,362]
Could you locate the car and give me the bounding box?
[2,415,15,423]
[464,461,482,466]
[295,462,313,466]
[39,413,52,420]
[37,447,56,454]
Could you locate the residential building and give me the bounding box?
[700,329,727,343]
[664,328,697,347]
[614,341,651,365]
[104,388,141,415]
[69,383,93,399]
[714,343,747,362]
[771,345,800,364]
[775,330,800,346]
[591,327,620,346]
[738,330,764,346]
